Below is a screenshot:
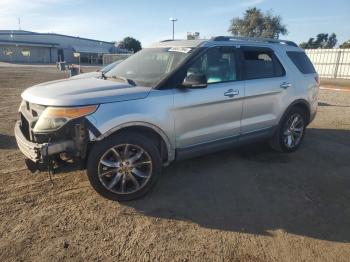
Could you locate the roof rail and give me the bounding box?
[211,36,298,47]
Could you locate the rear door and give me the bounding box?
[173,46,244,148]
[240,46,292,133]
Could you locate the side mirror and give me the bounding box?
[182,73,207,88]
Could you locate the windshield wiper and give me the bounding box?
[111,76,136,86]
[100,71,106,80]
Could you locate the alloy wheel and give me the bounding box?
[283,113,305,149]
[98,144,152,194]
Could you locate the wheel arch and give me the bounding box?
[95,122,174,165]
[282,99,311,125]
[269,99,311,152]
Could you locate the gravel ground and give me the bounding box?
[0,67,350,262]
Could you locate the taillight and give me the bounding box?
[315,75,320,86]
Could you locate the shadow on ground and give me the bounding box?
[318,102,350,108]
[125,128,350,243]
[0,134,17,150]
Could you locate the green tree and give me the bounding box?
[326,33,337,48]
[339,40,350,49]
[118,37,142,52]
[228,7,287,39]
[299,33,337,49]
[299,42,309,49]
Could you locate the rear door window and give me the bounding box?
[242,49,285,80]
[287,51,316,74]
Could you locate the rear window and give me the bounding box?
[243,49,285,80]
[287,51,316,74]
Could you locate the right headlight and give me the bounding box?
[33,105,98,133]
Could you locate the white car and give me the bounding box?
[15,36,319,201]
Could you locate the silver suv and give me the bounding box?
[15,36,319,200]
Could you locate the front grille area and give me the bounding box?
[18,100,76,144]
[20,113,31,140]
[18,100,45,142]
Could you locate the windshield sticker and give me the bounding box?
[168,47,192,53]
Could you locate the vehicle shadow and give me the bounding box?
[0,134,17,150]
[124,128,350,243]
[318,102,350,108]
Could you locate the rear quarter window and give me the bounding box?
[287,51,316,74]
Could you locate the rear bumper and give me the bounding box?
[14,121,74,163]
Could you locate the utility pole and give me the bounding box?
[169,18,178,40]
[18,17,21,30]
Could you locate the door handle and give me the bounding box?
[224,89,239,98]
[280,82,292,89]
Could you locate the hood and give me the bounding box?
[21,77,151,106]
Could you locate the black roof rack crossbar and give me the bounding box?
[211,36,298,47]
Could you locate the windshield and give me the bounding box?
[105,47,193,87]
[101,60,121,73]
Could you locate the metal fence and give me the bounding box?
[102,53,132,65]
[305,49,350,79]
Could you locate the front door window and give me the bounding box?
[186,47,238,84]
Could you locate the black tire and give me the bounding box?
[87,132,162,201]
[270,107,307,153]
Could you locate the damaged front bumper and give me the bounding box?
[14,121,77,171]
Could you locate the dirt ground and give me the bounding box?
[0,66,350,262]
[320,78,350,90]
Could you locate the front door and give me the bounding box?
[173,46,244,149]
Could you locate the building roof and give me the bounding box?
[0,39,59,47]
[0,30,113,44]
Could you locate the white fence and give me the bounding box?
[305,49,350,79]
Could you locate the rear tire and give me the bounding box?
[87,132,162,201]
[270,107,307,153]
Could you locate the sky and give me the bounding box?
[0,0,349,47]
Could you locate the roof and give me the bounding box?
[150,39,206,48]
[0,39,59,47]
[210,36,298,47]
[150,36,301,50]
[0,30,113,44]
[0,30,34,34]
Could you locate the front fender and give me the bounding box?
[86,89,176,162]
[95,120,175,163]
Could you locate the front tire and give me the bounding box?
[270,107,307,153]
[87,132,162,201]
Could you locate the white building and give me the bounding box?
[0,30,129,64]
